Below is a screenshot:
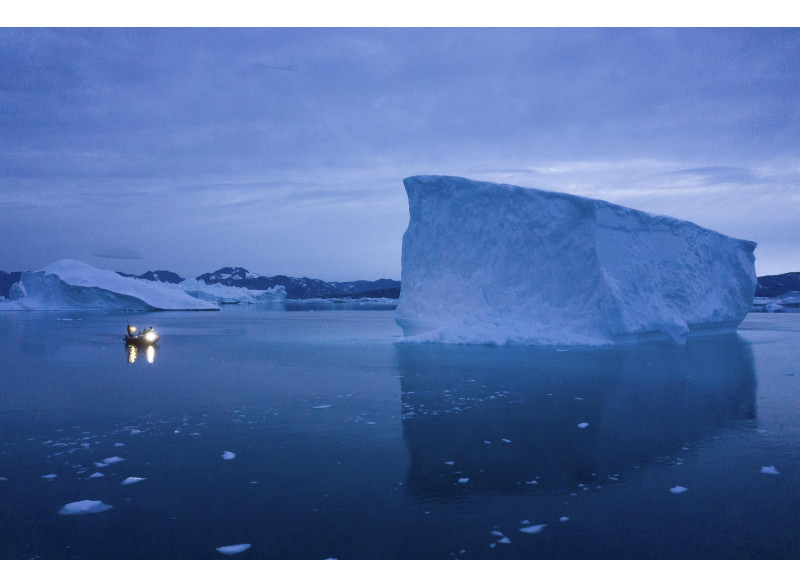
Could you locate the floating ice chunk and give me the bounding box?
[312,405,333,409]
[0,476,8,481]
[498,537,511,544]
[58,500,113,515]
[395,176,756,345]
[42,474,57,479]
[222,451,236,460]
[577,422,589,429]
[444,461,454,465]
[458,478,469,483]
[121,477,147,485]
[501,438,511,444]
[559,517,570,522]
[490,530,505,537]
[525,480,538,485]
[114,442,125,447]
[761,466,780,475]
[101,456,125,465]
[89,472,105,479]
[216,543,251,555]
[519,524,547,534]
[669,485,688,494]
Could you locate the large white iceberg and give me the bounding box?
[179,278,286,305]
[2,259,219,311]
[395,176,757,345]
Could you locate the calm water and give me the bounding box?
[1,308,799,559]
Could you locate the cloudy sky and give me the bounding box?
[1,25,798,280]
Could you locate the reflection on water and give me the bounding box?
[126,343,157,364]
[396,335,756,499]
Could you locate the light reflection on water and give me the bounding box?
[396,336,756,500]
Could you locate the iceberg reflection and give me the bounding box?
[395,336,756,498]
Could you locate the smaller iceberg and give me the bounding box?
[2,259,219,311]
[58,500,113,515]
[216,543,251,555]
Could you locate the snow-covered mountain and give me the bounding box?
[195,266,400,300]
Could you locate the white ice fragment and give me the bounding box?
[444,461,454,465]
[216,543,251,555]
[501,438,511,444]
[525,480,538,485]
[520,520,531,525]
[761,466,780,475]
[101,456,125,465]
[129,429,143,435]
[0,476,7,481]
[559,517,570,523]
[89,472,105,479]
[669,485,688,494]
[58,500,113,515]
[519,524,547,534]
[42,474,57,479]
[483,440,491,445]
[114,442,125,447]
[498,537,511,544]
[577,422,589,429]
[458,478,469,483]
[121,477,147,485]
[312,405,333,409]
[222,451,236,460]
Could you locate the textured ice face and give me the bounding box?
[395,175,757,345]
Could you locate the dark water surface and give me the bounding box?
[1,308,798,559]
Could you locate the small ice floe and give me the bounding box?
[312,405,333,409]
[222,451,236,460]
[577,422,589,429]
[519,524,547,534]
[574,397,583,401]
[58,500,113,515]
[121,477,147,485]
[128,429,144,435]
[483,440,492,445]
[490,530,505,537]
[114,442,125,447]
[444,461,454,465]
[0,476,7,481]
[501,438,511,444]
[42,474,58,480]
[525,479,538,485]
[559,517,570,523]
[669,485,688,494]
[498,537,511,544]
[761,466,780,475]
[101,456,125,465]
[88,472,105,479]
[458,478,469,483]
[216,543,251,555]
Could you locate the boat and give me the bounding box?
[125,324,160,345]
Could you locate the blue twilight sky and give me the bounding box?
[1,26,799,281]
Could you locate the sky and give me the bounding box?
[1,22,799,281]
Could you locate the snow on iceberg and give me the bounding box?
[395,176,757,345]
[2,259,219,311]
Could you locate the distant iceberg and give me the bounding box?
[0,259,286,311]
[396,176,757,345]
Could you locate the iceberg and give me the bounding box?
[2,259,219,311]
[395,176,757,345]
[178,278,286,305]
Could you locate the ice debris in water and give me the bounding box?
[42,474,57,479]
[58,500,113,515]
[312,405,333,409]
[669,485,688,494]
[498,537,511,544]
[101,456,125,465]
[458,478,469,483]
[761,466,780,475]
[121,477,147,485]
[577,422,589,429]
[519,524,547,534]
[216,543,251,555]
[559,517,570,523]
[490,531,505,537]
[222,451,236,460]
[89,472,105,479]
